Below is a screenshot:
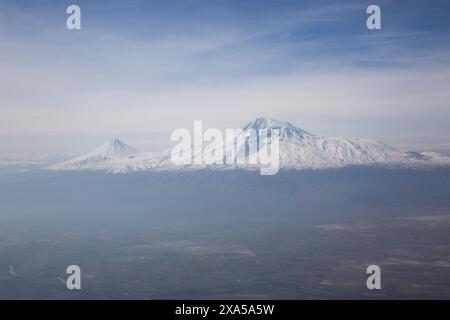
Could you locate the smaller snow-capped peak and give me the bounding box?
[92,139,137,159]
[242,117,314,140]
[50,139,138,171]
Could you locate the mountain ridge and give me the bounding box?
[49,118,450,173]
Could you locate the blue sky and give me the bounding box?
[1,0,450,157]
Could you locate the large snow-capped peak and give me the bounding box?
[242,117,314,141]
[244,117,297,130]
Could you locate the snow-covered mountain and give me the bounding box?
[51,139,138,171]
[50,118,450,173]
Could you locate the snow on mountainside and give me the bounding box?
[50,118,450,173]
[51,139,137,171]
[230,118,409,169]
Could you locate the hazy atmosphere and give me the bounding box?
[1,0,450,158]
[1,0,450,301]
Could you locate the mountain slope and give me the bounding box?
[221,118,410,169]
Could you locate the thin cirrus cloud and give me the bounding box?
[0,0,450,156]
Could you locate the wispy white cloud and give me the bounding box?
[0,0,450,156]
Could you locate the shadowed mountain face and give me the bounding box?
[50,118,450,173]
